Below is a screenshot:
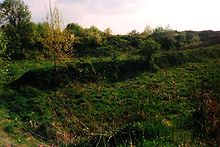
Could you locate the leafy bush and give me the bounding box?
[151,27,177,50]
[153,45,220,68]
[138,38,160,65]
[0,29,7,57]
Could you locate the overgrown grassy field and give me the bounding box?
[0,45,220,146]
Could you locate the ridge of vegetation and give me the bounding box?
[9,44,220,91]
[0,0,220,146]
[1,54,220,146]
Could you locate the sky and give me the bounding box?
[12,0,220,34]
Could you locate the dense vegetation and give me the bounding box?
[0,0,220,146]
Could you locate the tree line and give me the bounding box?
[0,0,220,61]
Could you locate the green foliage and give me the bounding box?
[33,22,50,50]
[174,31,201,49]
[42,6,74,68]
[10,58,148,90]
[66,23,85,37]
[34,22,50,39]
[141,25,153,37]
[104,27,112,37]
[151,27,177,50]
[191,33,201,47]
[1,56,220,145]
[198,30,220,46]
[9,45,220,90]
[66,23,105,52]
[153,44,220,68]
[101,35,131,50]
[0,0,35,59]
[0,59,6,85]
[1,6,220,144]
[65,24,216,60]
[175,32,187,48]
[0,29,7,56]
[139,38,160,62]
[0,0,31,27]
[84,26,104,46]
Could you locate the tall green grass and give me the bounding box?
[1,45,220,145]
[2,58,220,146]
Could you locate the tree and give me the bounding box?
[139,38,160,66]
[66,23,85,37]
[184,31,201,48]
[141,25,153,37]
[128,29,139,35]
[151,27,176,50]
[104,28,112,37]
[0,0,35,59]
[42,1,74,69]
[33,22,50,52]
[0,0,30,27]
[191,33,201,47]
[175,32,187,49]
[84,26,103,46]
[35,22,50,39]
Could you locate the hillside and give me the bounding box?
[0,45,220,146]
[1,0,220,146]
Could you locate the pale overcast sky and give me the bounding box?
[14,0,220,34]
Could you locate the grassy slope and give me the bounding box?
[0,45,220,146]
[72,59,220,146]
[0,60,52,146]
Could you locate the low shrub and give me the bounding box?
[153,45,220,68]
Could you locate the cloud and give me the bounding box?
[23,0,220,34]
[57,0,88,4]
[56,0,144,15]
[24,0,146,33]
